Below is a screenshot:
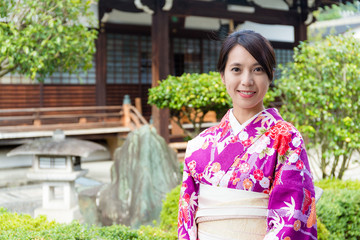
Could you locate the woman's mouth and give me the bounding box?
[238,90,256,98]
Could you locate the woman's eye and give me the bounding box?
[231,67,240,72]
[254,67,264,72]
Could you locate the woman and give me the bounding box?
[178,30,317,240]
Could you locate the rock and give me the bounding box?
[98,125,181,228]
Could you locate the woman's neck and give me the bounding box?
[232,106,265,125]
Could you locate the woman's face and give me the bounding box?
[221,44,270,115]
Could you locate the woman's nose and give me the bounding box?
[241,71,254,86]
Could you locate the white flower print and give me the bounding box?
[189,192,198,212]
[209,170,225,185]
[248,135,270,155]
[239,131,249,141]
[260,176,270,188]
[288,153,299,163]
[219,171,232,187]
[292,137,301,147]
[281,197,296,221]
[266,211,284,239]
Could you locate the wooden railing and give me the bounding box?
[0,104,148,132]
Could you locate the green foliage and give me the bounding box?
[0,207,176,240]
[148,72,232,138]
[159,184,181,233]
[317,189,360,240]
[273,35,360,179]
[0,0,97,81]
[316,178,360,190]
[148,72,276,138]
[318,217,331,240]
[313,2,359,21]
[315,179,360,239]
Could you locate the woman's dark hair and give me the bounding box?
[217,30,276,81]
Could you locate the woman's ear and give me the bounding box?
[221,72,225,84]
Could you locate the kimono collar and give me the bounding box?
[229,109,263,136]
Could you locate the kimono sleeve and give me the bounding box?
[266,128,317,240]
[178,143,200,240]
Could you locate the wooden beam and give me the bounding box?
[295,20,307,46]
[151,2,170,142]
[169,0,300,26]
[95,25,107,106]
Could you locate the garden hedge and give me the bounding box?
[1,178,359,239]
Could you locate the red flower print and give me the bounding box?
[296,160,304,170]
[266,121,293,155]
[294,147,301,155]
[263,189,269,194]
[239,162,250,173]
[197,173,203,181]
[253,169,264,181]
[241,139,252,147]
[273,133,291,156]
[187,160,196,171]
[230,135,239,143]
[230,171,237,182]
[266,121,293,139]
[243,178,253,190]
[183,193,190,204]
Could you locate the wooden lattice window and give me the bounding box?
[106,34,152,84]
[274,48,294,79]
[202,39,222,73]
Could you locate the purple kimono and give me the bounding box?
[178,108,317,240]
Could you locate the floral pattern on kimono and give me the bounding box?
[178,108,317,240]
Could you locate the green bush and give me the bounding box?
[273,34,360,179]
[316,179,360,240]
[0,207,176,240]
[159,184,181,233]
[148,72,232,138]
[318,217,331,240]
[316,178,360,190]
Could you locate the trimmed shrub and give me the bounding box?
[315,178,360,190]
[159,184,181,233]
[0,207,176,240]
[317,217,331,240]
[316,179,360,240]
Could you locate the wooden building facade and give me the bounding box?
[0,0,349,140]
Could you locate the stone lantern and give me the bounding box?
[7,129,106,223]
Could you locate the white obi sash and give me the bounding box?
[195,184,269,240]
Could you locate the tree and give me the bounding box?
[273,34,360,179]
[0,0,97,81]
[148,72,231,138]
[313,1,359,21]
[148,72,277,139]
